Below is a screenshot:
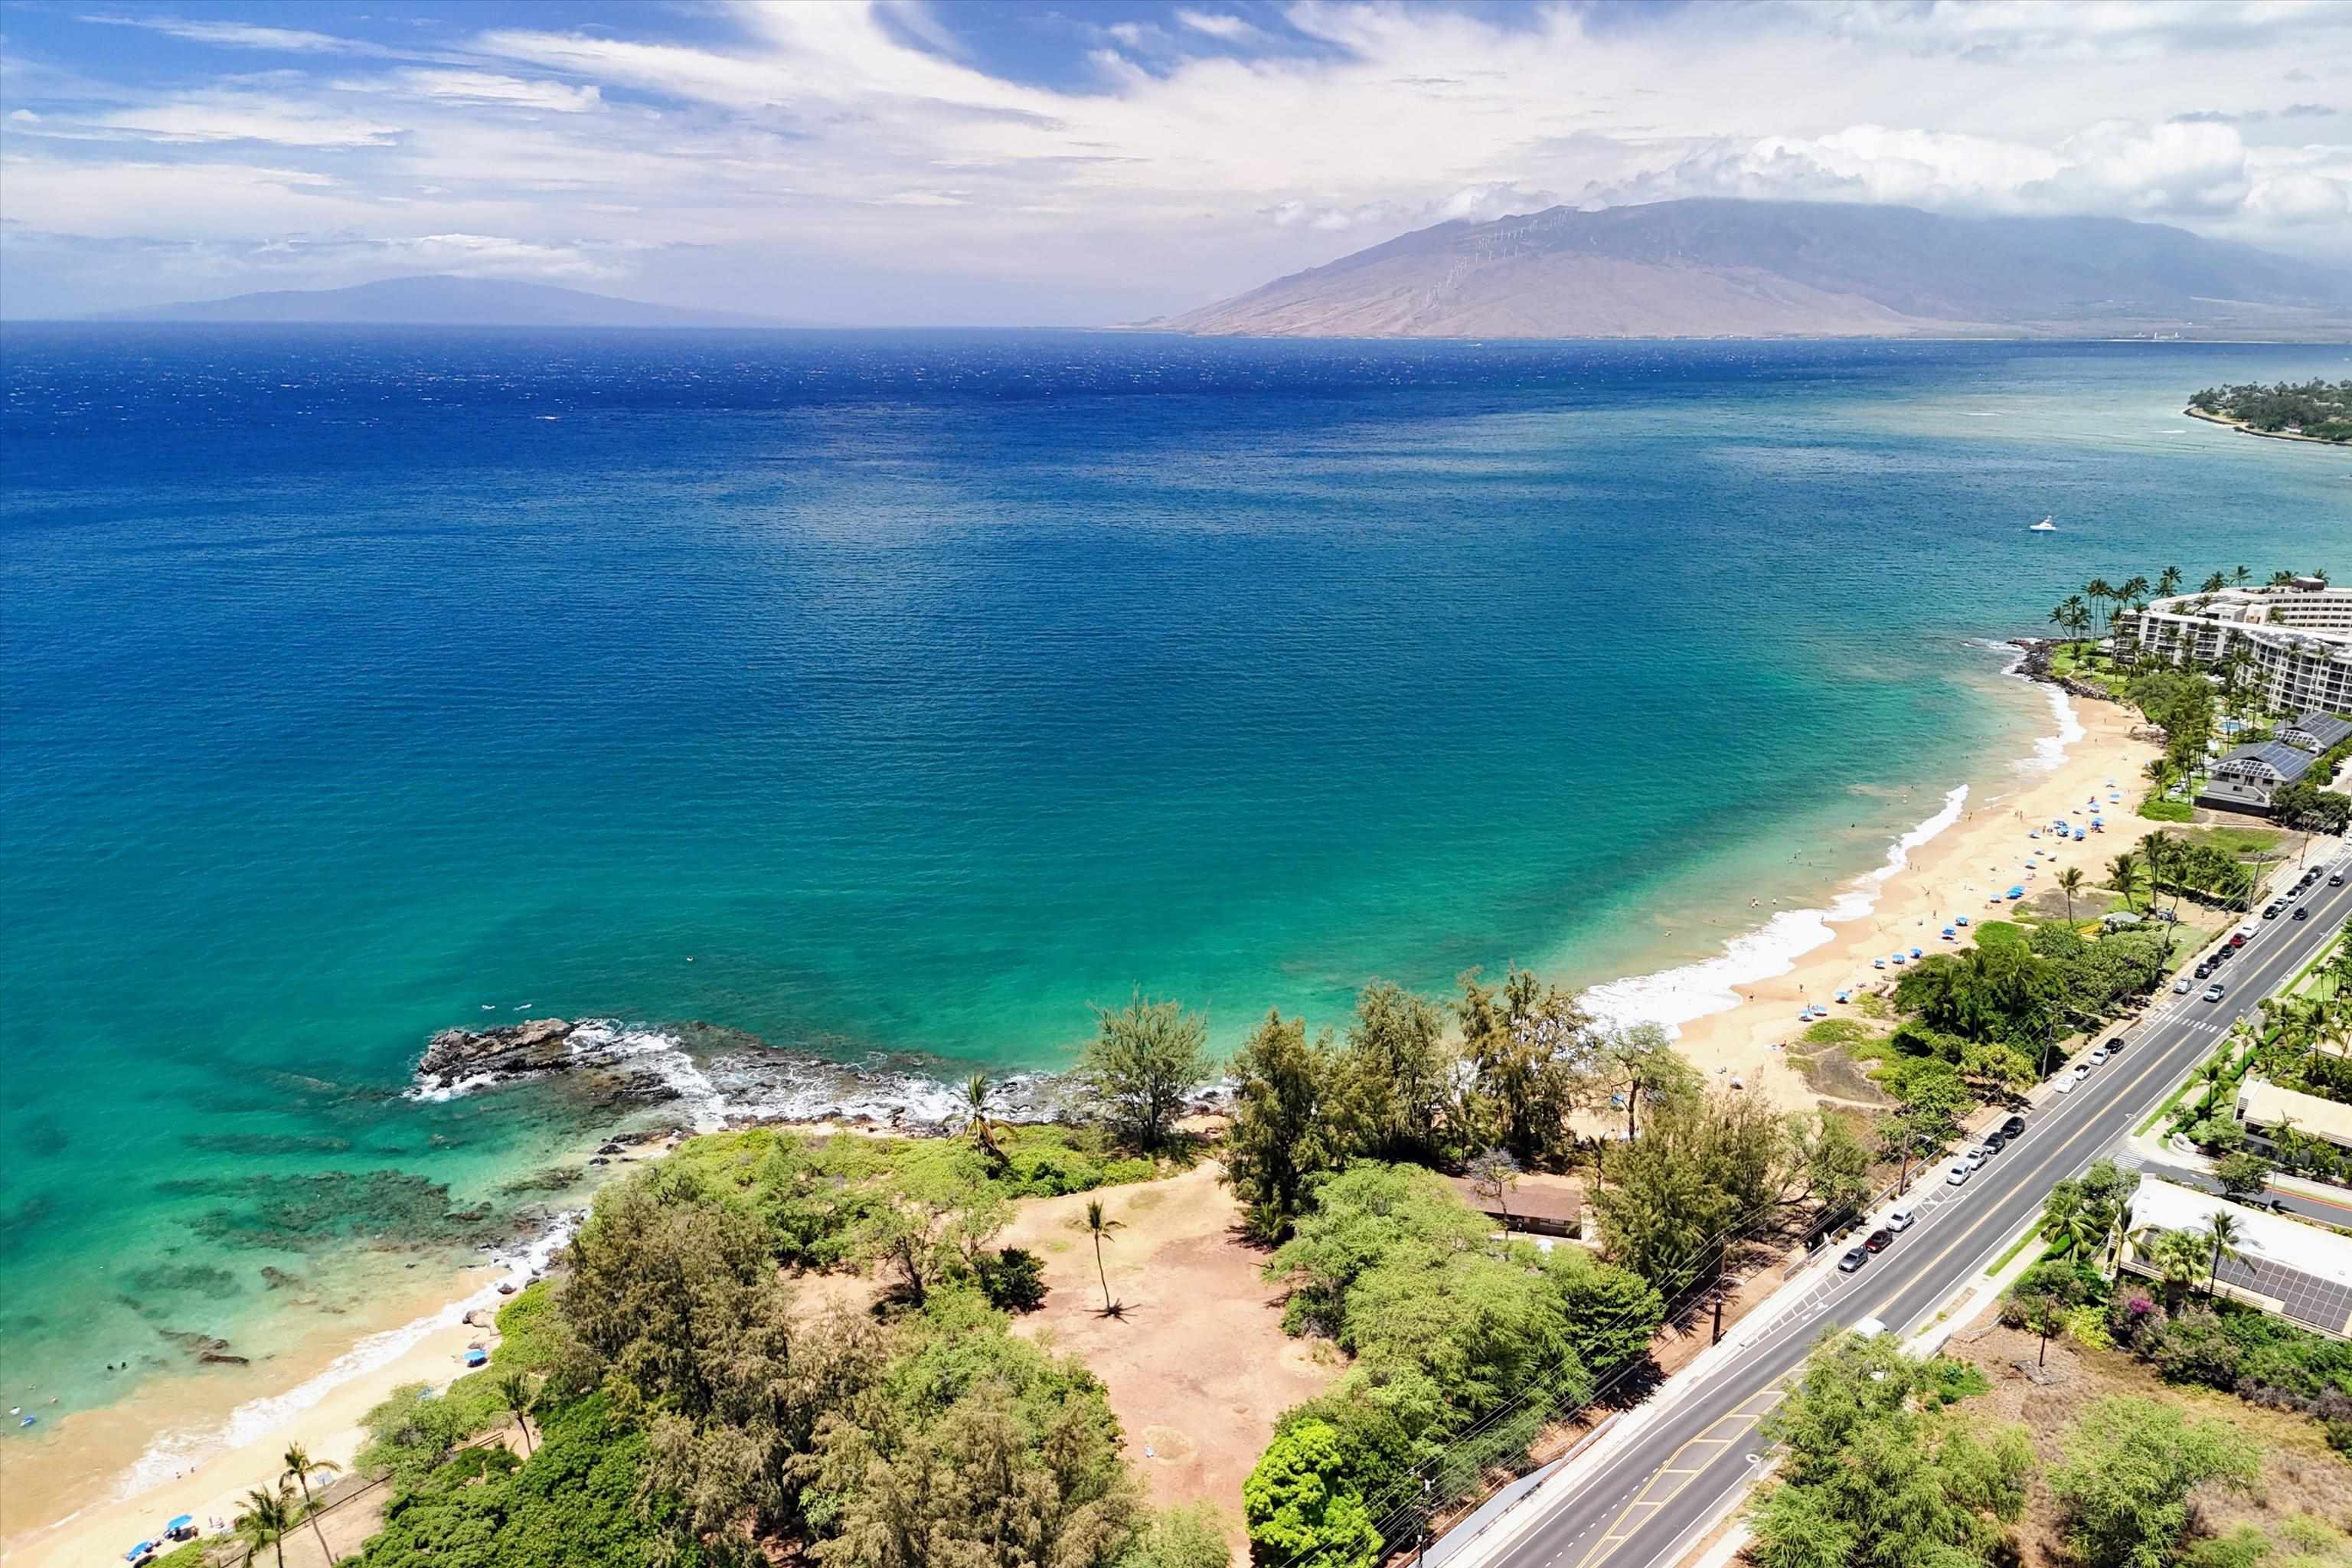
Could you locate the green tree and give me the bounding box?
[2200,1210,2247,1297]
[1268,1162,1491,1336]
[1079,991,1210,1152]
[2215,1150,2272,1199]
[2056,865,2086,925]
[1331,980,1459,1163]
[494,1373,536,1456]
[1540,1245,1662,1378]
[279,1442,339,1563]
[2049,1396,2261,1568]
[1224,1008,1344,1242]
[1085,1197,1125,1314]
[1592,1021,1702,1139]
[1120,1502,1236,1568]
[1456,965,1589,1165]
[960,1071,1010,1167]
[1242,1419,1382,1568]
[234,1485,294,1568]
[1465,1145,1521,1227]
[1590,1089,1791,1289]
[1786,1110,1871,1223]
[1752,1331,2031,1568]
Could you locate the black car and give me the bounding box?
[2195,962,2213,978]
[1838,1247,1868,1273]
[2265,905,2282,920]
[2295,906,2311,921]
[2104,1037,2125,1057]
[2332,874,2345,887]
[1864,1228,1893,1253]
[2001,1114,2027,1138]
[1981,1132,2007,1154]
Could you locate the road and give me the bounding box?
[1483,848,2352,1568]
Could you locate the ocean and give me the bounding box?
[2,328,2346,1472]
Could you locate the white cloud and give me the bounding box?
[95,97,405,148]
[344,70,603,113]
[76,13,369,54]
[1174,11,1264,43]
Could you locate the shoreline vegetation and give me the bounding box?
[2186,380,2352,446]
[23,576,2344,1567]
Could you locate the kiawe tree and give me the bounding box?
[1455,965,1590,1165]
[1243,1419,1382,1568]
[2050,1396,2260,1568]
[1077,990,1210,1152]
[1224,1007,1342,1242]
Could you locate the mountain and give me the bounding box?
[1164,200,2352,340]
[98,275,782,328]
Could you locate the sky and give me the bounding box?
[2,0,2347,323]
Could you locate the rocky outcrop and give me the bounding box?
[2008,638,2117,704]
[415,1018,683,1109]
[417,1018,583,1086]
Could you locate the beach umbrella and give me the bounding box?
[166,1517,192,1534]
[125,1544,154,1563]
[2007,885,2026,899]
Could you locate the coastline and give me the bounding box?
[2184,404,2351,447]
[4,645,2155,1563]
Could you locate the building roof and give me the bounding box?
[1447,1172,1584,1227]
[2289,713,2352,752]
[2237,1076,2352,1147]
[2218,741,2318,782]
[2126,1179,2352,1336]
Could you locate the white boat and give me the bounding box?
[2028,516,2056,532]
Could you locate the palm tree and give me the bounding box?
[2109,849,2142,912]
[234,1485,294,1568]
[2202,1210,2247,1298]
[2158,565,2184,598]
[2121,573,2151,606]
[2132,1226,2207,1297]
[280,1443,339,1563]
[2233,564,2252,588]
[2086,577,2116,641]
[2201,571,2227,594]
[2066,599,2092,650]
[1083,1197,1125,1315]
[2197,1055,2230,1116]
[959,1072,1009,1166]
[2056,866,2086,926]
[497,1371,537,1457]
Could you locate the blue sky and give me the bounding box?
[2,0,2347,322]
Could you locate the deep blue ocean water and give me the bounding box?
[2,328,2346,1433]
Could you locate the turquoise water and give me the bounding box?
[2,331,2346,1439]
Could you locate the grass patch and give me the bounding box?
[1801,1018,1881,1047]
[2180,825,2286,858]
[1973,920,2027,949]
[2139,795,2196,823]
[1984,1224,2043,1277]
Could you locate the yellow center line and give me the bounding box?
[1570,1034,2218,1568]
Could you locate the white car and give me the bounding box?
[2173,978,2192,994]
[2088,1047,2109,1065]
[1886,1206,1916,1232]
[2054,1076,2079,1094]
[2072,1062,2094,1080]
[1962,1147,1989,1170]
[1945,1164,1971,1186]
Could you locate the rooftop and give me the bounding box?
[2237,1076,2352,1148]
[2126,1179,2352,1336]
[2217,741,2318,781]
[2289,713,2352,752]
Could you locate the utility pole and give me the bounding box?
[1416,1477,1432,1568]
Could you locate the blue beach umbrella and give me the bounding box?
[125,1544,154,1563]
[166,1517,192,1534]
[2007,885,2026,899]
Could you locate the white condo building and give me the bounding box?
[2115,579,2352,716]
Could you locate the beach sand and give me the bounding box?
[2,1258,521,1568]
[6,681,2159,1566]
[1662,693,2161,1107]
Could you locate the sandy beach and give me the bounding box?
[5,675,2160,1568]
[1665,690,2161,1106]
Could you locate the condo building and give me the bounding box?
[2115,579,2352,716]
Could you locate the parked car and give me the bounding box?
[2105,1037,2125,1058]
[1962,1146,1989,1169]
[1982,1132,2007,1154]
[2203,983,2227,1002]
[2174,977,2194,993]
[2088,1047,2109,1064]
[1945,1164,1971,1186]
[2072,1062,2094,1080]
[2001,1115,2027,1138]
[2231,930,2250,946]
[1838,1247,1869,1273]
[2265,904,2282,920]
[2054,1075,2079,1094]
[1864,1228,1893,1253]
[1886,1205,1917,1232]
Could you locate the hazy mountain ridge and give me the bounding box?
[96,275,783,328]
[1166,200,2352,340]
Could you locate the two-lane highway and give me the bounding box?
[1482,849,2352,1568]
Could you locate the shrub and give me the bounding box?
[1243,1420,1381,1568]
[977,1246,1047,1312]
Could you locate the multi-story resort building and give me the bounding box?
[2115,578,2352,715]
